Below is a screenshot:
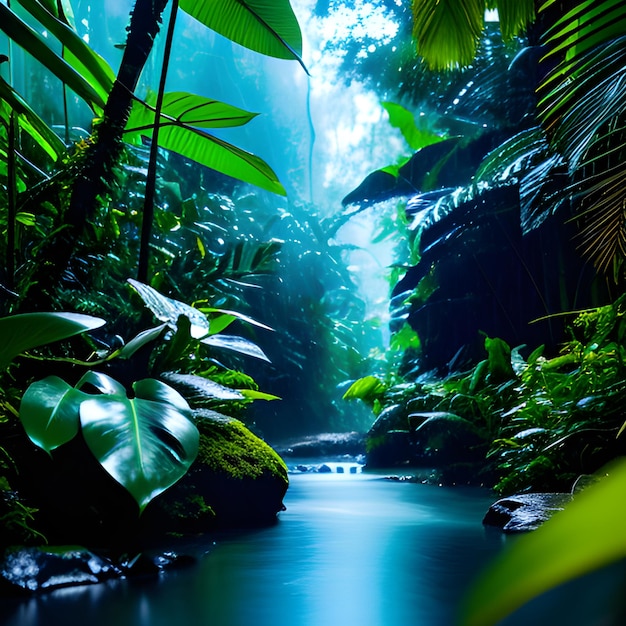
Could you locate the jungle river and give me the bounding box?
[1,464,624,626]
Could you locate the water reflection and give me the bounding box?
[3,472,620,626]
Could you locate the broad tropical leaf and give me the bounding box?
[0,312,105,371]
[124,94,285,195]
[0,3,106,111]
[199,307,274,332]
[19,376,87,453]
[80,377,199,512]
[343,375,386,402]
[76,370,127,396]
[116,324,169,359]
[127,278,210,339]
[381,101,445,151]
[126,92,259,131]
[461,459,626,626]
[37,0,76,27]
[179,0,303,64]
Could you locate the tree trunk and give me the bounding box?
[25,0,170,307]
[67,0,170,229]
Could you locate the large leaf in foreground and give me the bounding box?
[19,376,87,453]
[179,0,303,62]
[0,312,105,370]
[461,458,626,625]
[80,378,199,512]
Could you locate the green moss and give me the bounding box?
[195,411,288,484]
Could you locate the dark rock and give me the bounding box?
[317,464,332,473]
[483,493,573,533]
[0,546,120,595]
[366,430,414,468]
[145,410,289,531]
[272,432,366,458]
[364,404,416,468]
[409,412,488,467]
[0,547,197,596]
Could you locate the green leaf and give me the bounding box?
[15,0,114,105]
[0,3,106,111]
[80,378,199,512]
[412,0,485,70]
[343,375,387,402]
[75,370,127,396]
[200,307,274,333]
[19,376,87,453]
[179,0,303,63]
[0,312,106,371]
[0,76,66,161]
[124,96,286,195]
[127,278,210,339]
[381,101,444,151]
[496,0,536,40]
[461,458,626,626]
[201,334,270,361]
[116,324,169,360]
[126,92,259,132]
[238,388,281,401]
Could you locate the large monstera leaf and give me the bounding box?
[19,376,90,453]
[80,378,199,512]
[179,0,303,64]
[19,371,199,512]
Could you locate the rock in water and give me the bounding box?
[145,410,289,532]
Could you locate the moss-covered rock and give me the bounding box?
[145,409,288,533]
[2,408,288,548]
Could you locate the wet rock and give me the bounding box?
[409,412,488,467]
[483,493,573,533]
[0,547,197,596]
[272,432,366,459]
[0,547,120,596]
[146,410,289,531]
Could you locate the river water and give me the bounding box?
[2,465,625,626]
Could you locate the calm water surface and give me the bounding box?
[2,468,625,626]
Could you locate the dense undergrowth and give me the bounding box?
[347,295,626,495]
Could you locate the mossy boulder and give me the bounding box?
[2,409,288,547]
[145,409,289,533]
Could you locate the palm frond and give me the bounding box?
[412,0,485,70]
[495,0,535,40]
[538,1,626,276]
